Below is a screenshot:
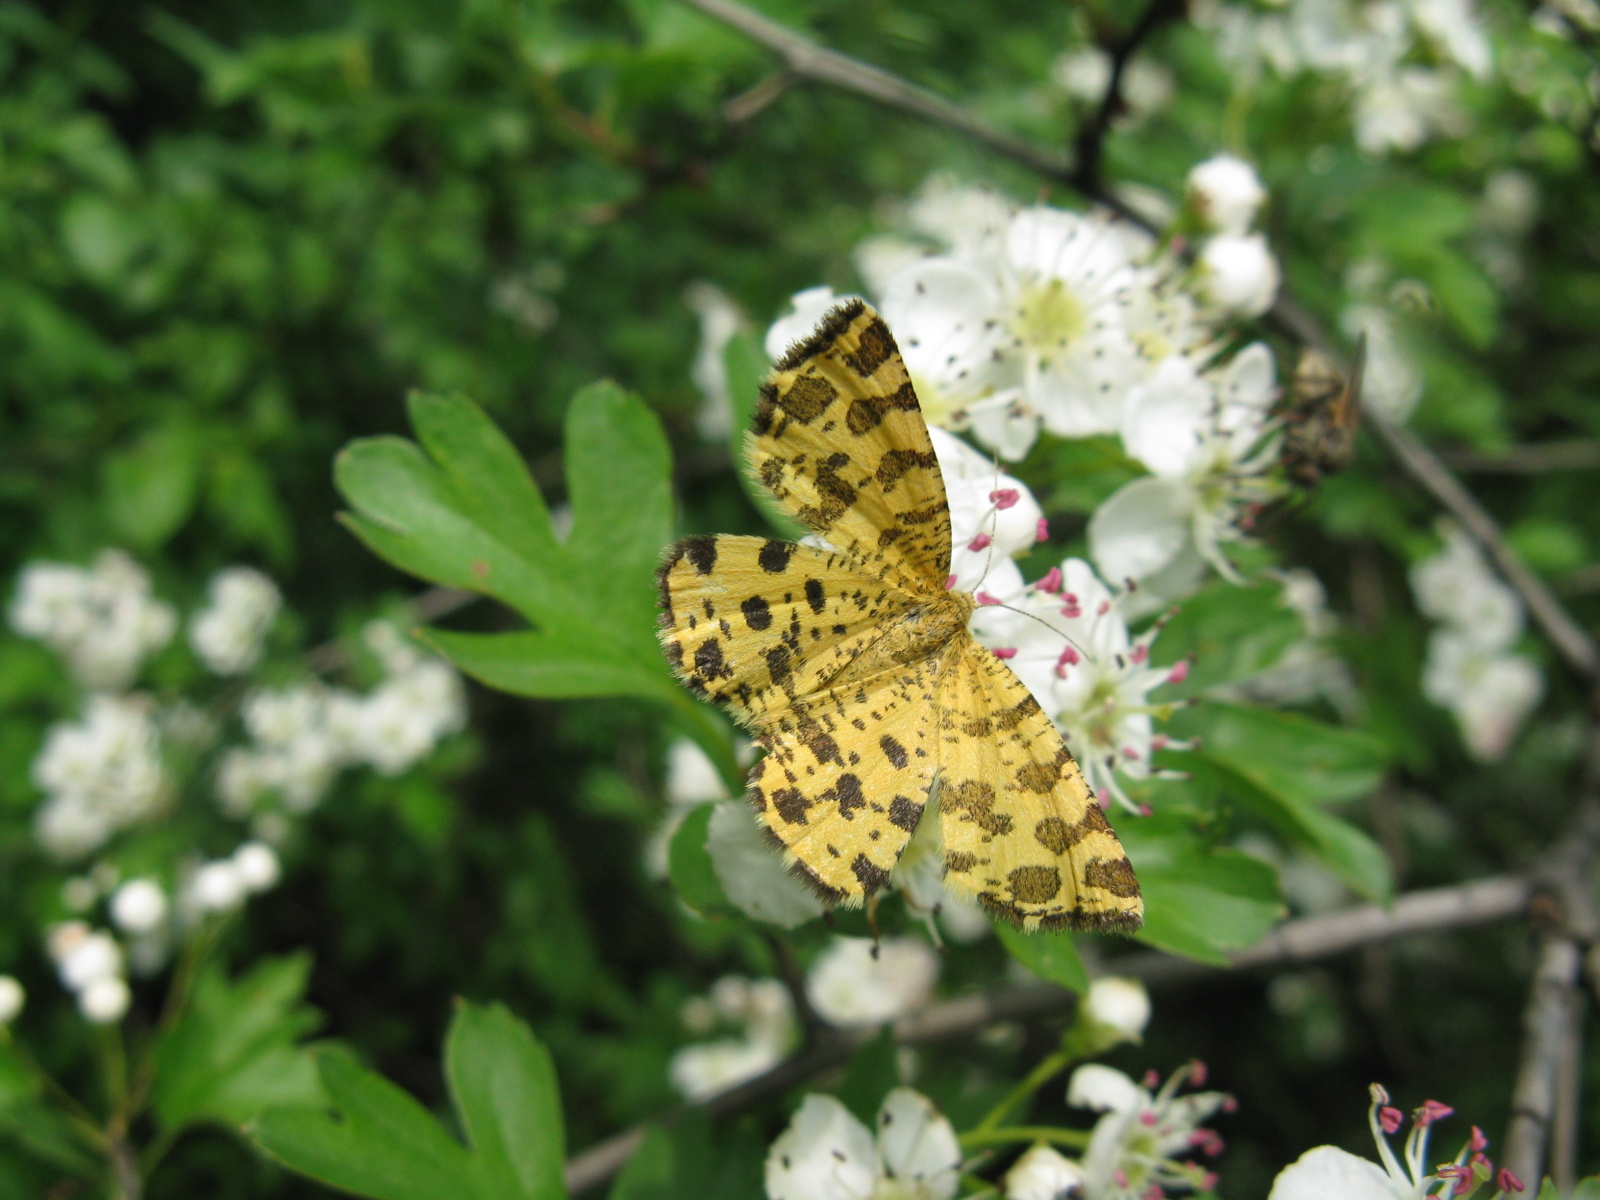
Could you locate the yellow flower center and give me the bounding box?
[1009,278,1086,359]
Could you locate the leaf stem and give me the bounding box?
[961,1124,1093,1150]
[971,1047,1076,1134]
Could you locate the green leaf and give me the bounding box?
[994,923,1088,993]
[722,332,805,539]
[668,804,732,917]
[151,954,324,1133]
[444,1001,567,1200]
[1153,582,1304,699]
[1118,817,1284,965]
[251,1048,478,1200]
[335,385,675,706]
[1172,704,1393,901]
[103,421,201,548]
[0,1045,99,1175]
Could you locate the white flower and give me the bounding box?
[767,287,853,361]
[974,558,1185,813]
[188,566,281,675]
[1422,631,1542,762]
[1187,155,1268,235]
[672,1038,786,1102]
[765,1089,961,1200]
[1409,524,1521,647]
[78,976,131,1024]
[32,694,168,859]
[705,800,828,928]
[1197,232,1280,317]
[1083,977,1151,1045]
[110,879,168,935]
[806,937,938,1028]
[56,930,122,991]
[686,281,746,442]
[232,841,281,892]
[350,661,467,775]
[670,976,797,1100]
[927,427,1044,598]
[666,738,732,805]
[189,860,247,913]
[1005,1143,1087,1200]
[1268,1086,1520,1200]
[0,976,23,1025]
[1052,49,1173,122]
[1067,1062,1228,1200]
[10,551,177,689]
[1354,67,1463,155]
[1094,344,1281,590]
[904,176,1012,263]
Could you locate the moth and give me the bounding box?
[1280,335,1366,489]
[656,300,1142,933]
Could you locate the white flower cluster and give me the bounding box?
[766,1088,962,1200]
[1004,1061,1230,1200]
[48,921,131,1024]
[1193,0,1492,155]
[188,567,281,675]
[764,172,1286,603]
[182,841,282,920]
[217,622,466,818]
[669,975,798,1101]
[33,694,168,860]
[1410,522,1542,761]
[0,975,24,1025]
[10,551,176,689]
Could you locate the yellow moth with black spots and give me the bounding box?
[657,300,1141,933]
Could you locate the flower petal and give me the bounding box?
[1088,476,1194,588]
[876,1087,962,1198]
[1066,1064,1144,1114]
[766,1094,880,1200]
[1266,1145,1400,1200]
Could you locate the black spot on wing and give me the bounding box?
[759,540,795,573]
[804,578,825,613]
[741,595,773,630]
[683,535,718,575]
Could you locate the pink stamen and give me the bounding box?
[1098,600,1111,615]
[976,591,1003,607]
[991,647,1017,660]
[1498,1168,1525,1193]
[1379,1107,1403,1134]
[1113,1170,1129,1188]
[1035,516,1050,541]
[1143,1070,1161,1088]
[990,488,1020,510]
[945,574,957,590]
[1140,1110,1157,1126]
[1201,1173,1218,1191]
[1416,1100,1454,1127]
[968,533,993,552]
[1436,1165,1473,1196]
[1122,746,1140,760]
[1037,566,1063,593]
[1469,1126,1488,1152]
[1098,793,1111,809]
[1190,1059,1208,1086]
[1130,644,1148,664]
[1058,646,1080,666]
[1470,1152,1491,1169]
[1222,1096,1238,1113]
[1142,1186,1164,1200]
[1152,734,1170,752]
[1061,603,1083,619]
[1138,803,1153,816]
[1166,660,1190,684]
[1063,592,1079,605]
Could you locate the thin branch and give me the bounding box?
[678,0,1075,182]
[1502,935,1583,1188]
[1437,440,1600,474]
[563,873,1533,1193]
[1071,0,1188,196]
[1365,412,1600,683]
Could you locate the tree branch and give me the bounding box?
[1070,0,1188,196]
[1502,935,1583,1188]
[678,0,1074,182]
[1437,440,1600,474]
[563,873,1533,1193]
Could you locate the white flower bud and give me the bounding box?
[1084,976,1151,1044]
[1188,155,1267,235]
[806,936,938,1027]
[1005,1143,1087,1199]
[0,976,24,1025]
[190,861,247,913]
[1199,233,1281,317]
[232,841,281,892]
[110,879,168,935]
[47,920,90,961]
[78,975,130,1024]
[58,931,122,991]
[1066,1063,1144,1114]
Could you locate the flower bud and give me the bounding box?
[1188,155,1267,235]
[111,879,168,935]
[232,842,281,892]
[78,975,130,1024]
[1084,976,1151,1045]
[190,861,247,913]
[0,976,24,1025]
[1006,1143,1087,1199]
[1199,233,1281,318]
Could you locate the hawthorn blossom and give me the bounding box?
[1091,342,1282,598]
[670,976,798,1101]
[1269,1085,1524,1199]
[1068,1062,1231,1199]
[1410,522,1542,760]
[972,558,1187,813]
[32,694,169,860]
[1187,155,1268,235]
[806,937,938,1027]
[1006,1143,1087,1200]
[928,426,1045,599]
[110,879,168,936]
[188,567,281,675]
[765,1089,962,1200]
[11,551,177,689]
